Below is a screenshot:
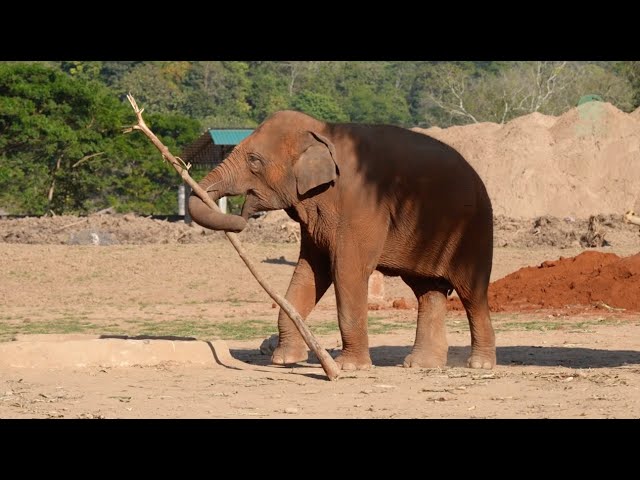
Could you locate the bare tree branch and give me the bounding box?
[421,61,633,126]
[534,61,567,111]
[288,63,299,97]
[448,78,479,123]
[500,89,510,124]
[48,154,63,207]
[72,152,105,168]
[421,65,481,124]
[282,61,307,97]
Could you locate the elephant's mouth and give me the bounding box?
[241,190,286,219]
[240,191,260,220]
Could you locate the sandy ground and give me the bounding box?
[1,240,639,419]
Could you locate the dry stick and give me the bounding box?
[54,217,89,233]
[54,207,115,233]
[123,94,340,381]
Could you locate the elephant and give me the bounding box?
[188,110,496,371]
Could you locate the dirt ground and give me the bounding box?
[1,215,639,418]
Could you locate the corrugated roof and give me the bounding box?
[209,129,253,145]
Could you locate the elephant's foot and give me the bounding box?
[466,348,496,369]
[334,352,372,371]
[271,341,308,365]
[403,349,448,369]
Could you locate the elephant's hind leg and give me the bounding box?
[450,211,496,369]
[401,277,449,368]
[455,283,496,369]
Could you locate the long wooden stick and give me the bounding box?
[124,94,340,381]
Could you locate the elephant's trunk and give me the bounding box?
[188,162,248,233]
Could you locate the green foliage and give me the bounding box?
[0,63,200,215]
[105,112,201,215]
[99,61,143,87]
[247,62,292,122]
[116,62,190,114]
[186,61,254,126]
[60,61,104,81]
[292,91,347,122]
[616,61,640,108]
[226,195,246,215]
[345,84,411,125]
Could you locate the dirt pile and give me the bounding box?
[494,214,639,249]
[1,212,638,248]
[247,210,300,243]
[484,251,640,312]
[412,102,640,218]
[0,212,301,246]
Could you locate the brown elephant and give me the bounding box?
[189,111,496,371]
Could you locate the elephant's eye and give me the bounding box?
[248,154,263,172]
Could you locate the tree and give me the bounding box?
[559,63,634,113]
[105,112,201,214]
[247,63,292,123]
[185,61,254,127]
[418,61,635,127]
[615,61,640,109]
[100,61,143,87]
[291,91,348,122]
[0,63,120,214]
[116,62,191,114]
[60,61,104,81]
[343,84,411,125]
[295,62,342,98]
[0,63,200,215]
[419,62,492,125]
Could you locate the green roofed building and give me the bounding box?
[181,128,254,169]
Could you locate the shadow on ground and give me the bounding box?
[262,256,297,266]
[100,334,198,341]
[231,345,640,369]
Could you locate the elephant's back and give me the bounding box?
[335,123,477,175]
[327,123,492,220]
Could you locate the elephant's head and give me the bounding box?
[188,111,339,233]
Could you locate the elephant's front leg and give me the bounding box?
[334,254,373,370]
[271,239,332,365]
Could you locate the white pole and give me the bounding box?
[218,196,228,214]
[177,184,186,216]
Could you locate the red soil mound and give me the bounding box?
[449,251,640,312]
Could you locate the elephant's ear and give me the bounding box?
[294,131,338,196]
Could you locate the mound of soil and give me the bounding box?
[1,211,638,248]
[413,102,640,218]
[0,211,301,246]
[493,214,640,249]
[458,251,640,312]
